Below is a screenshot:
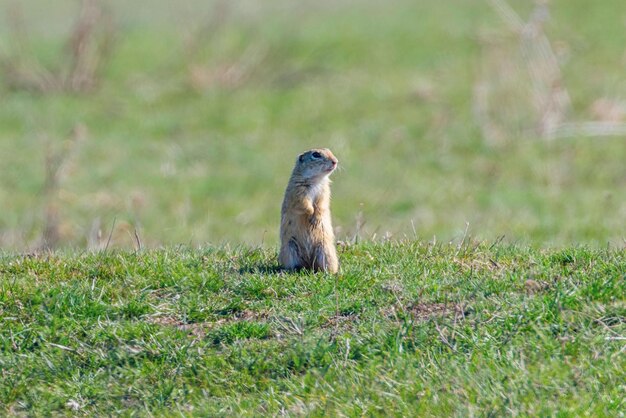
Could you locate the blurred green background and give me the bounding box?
[0,0,624,250]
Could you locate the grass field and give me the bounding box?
[1,243,624,415]
[1,2,625,415]
[0,0,625,250]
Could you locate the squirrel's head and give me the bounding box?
[294,148,338,181]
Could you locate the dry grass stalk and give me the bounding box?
[182,0,230,62]
[478,0,626,142]
[546,122,626,139]
[183,1,268,92]
[87,217,103,251]
[38,125,88,251]
[65,0,115,92]
[1,0,115,93]
[0,3,61,92]
[188,43,268,91]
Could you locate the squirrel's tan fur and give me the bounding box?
[279,148,339,273]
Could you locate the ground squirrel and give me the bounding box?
[279,148,339,273]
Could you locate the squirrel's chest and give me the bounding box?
[306,183,324,201]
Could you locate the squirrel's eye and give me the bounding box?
[311,152,322,159]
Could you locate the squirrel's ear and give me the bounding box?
[298,154,305,163]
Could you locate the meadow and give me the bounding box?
[0,0,624,250]
[1,243,624,415]
[0,1,625,416]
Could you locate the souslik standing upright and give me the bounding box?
[279,148,339,273]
